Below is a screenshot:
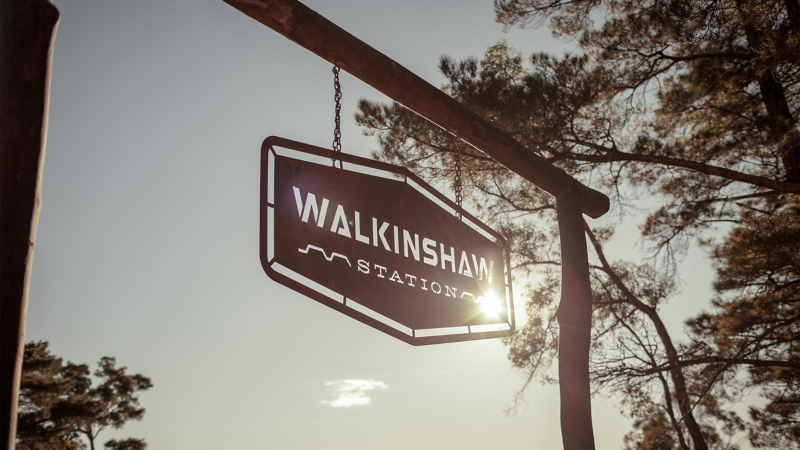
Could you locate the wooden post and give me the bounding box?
[0,1,59,449]
[556,193,595,450]
[222,0,610,219]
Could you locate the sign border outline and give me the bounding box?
[260,136,515,345]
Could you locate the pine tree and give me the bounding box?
[16,342,152,450]
[357,0,800,447]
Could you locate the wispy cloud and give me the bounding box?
[322,379,387,408]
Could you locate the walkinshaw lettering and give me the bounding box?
[292,186,495,284]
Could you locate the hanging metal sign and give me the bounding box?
[260,136,514,345]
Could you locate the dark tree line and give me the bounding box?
[17,342,151,450]
[357,0,800,448]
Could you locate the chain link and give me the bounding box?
[332,64,342,154]
[454,138,463,211]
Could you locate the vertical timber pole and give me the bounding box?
[0,1,59,449]
[556,193,595,450]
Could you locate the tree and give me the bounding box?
[103,439,147,450]
[16,342,152,450]
[356,0,800,447]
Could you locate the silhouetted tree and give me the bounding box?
[103,438,146,450]
[357,0,800,447]
[16,342,152,450]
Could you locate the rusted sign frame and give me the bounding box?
[261,136,515,345]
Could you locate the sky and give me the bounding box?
[28,0,722,448]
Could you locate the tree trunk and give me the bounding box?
[556,194,595,450]
[0,2,59,449]
[784,0,800,30]
[584,225,709,450]
[619,301,708,450]
[620,293,709,449]
[737,0,800,183]
[654,317,709,450]
[757,71,800,183]
[657,372,690,450]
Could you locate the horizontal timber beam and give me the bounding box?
[223,0,610,218]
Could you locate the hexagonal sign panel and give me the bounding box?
[260,136,514,345]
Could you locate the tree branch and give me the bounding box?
[559,148,800,194]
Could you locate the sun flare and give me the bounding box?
[479,292,503,318]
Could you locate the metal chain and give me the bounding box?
[454,137,463,210]
[332,64,342,153]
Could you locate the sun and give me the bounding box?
[479,292,503,318]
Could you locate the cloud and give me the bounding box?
[322,379,388,408]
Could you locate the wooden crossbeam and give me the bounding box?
[223,0,610,218]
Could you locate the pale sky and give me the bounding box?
[29,0,720,448]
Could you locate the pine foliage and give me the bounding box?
[357,0,800,447]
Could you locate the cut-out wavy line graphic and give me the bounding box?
[461,292,479,303]
[461,292,490,303]
[298,245,352,267]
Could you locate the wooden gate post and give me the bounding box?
[556,193,595,450]
[0,1,59,449]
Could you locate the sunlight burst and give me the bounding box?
[479,292,503,318]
